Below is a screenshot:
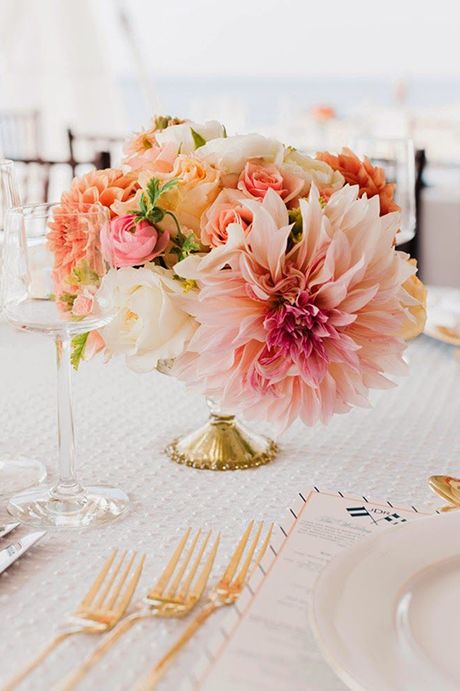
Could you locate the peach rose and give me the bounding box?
[200,189,253,247]
[139,154,221,236]
[101,215,170,268]
[400,259,427,340]
[237,161,303,205]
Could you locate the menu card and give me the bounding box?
[182,488,432,691]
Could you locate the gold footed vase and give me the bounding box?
[166,399,278,471]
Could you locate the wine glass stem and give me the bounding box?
[53,335,82,498]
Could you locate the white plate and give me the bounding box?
[424,286,460,345]
[311,510,460,691]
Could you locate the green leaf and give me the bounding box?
[288,207,303,243]
[190,128,206,150]
[67,260,99,287]
[178,232,200,261]
[146,178,161,207]
[71,332,89,370]
[159,178,179,196]
[60,291,77,310]
[222,125,228,138]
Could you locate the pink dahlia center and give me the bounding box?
[264,290,333,360]
[252,290,346,390]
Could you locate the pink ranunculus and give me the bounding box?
[237,160,304,204]
[200,189,253,247]
[72,290,95,317]
[101,215,170,268]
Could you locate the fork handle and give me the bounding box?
[136,602,218,691]
[3,631,72,691]
[57,611,147,691]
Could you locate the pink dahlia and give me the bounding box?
[173,186,418,433]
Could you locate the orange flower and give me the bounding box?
[400,260,427,340]
[59,168,139,219]
[316,147,400,216]
[49,169,139,298]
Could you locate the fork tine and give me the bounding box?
[232,521,264,588]
[177,530,211,600]
[106,551,137,610]
[94,550,128,609]
[148,528,191,598]
[219,521,254,587]
[79,550,117,609]
[165,529,201,599]
[114,554,146,616]
[187,533,220,602]
[251,522,273,575]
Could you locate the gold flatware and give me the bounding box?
[429,474,460,508]
[435,325,460,346]
[136,521,272,691]
[58,528,219,691]
[3,549,145,691]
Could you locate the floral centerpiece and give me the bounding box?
[50,116,426,469]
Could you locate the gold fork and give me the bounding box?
[136,521,272,691]
[58,528,220,691]
[3,549,145,691]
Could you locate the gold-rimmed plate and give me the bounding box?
[311,510,460,691]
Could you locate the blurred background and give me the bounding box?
[0,0,459,285]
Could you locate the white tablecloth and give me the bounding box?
[0,321,458,690]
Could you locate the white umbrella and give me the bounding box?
[0,0,132,157]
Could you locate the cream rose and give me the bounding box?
[155,120,225,154]
[196,134,285,178]
[282,149,344,197]
[99,265,197,372]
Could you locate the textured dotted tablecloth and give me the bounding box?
[0,318,458,690]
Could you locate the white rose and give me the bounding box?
[155,120,225,154]
[99,265,197,372]
[282,149,344,194]
[196,134,285,176]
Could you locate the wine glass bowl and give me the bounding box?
[3,203,116,335]
[0,159,47,495]
[2,202,128,528]
[351,137,416,246]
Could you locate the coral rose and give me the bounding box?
[316,147,400,216]
[238,161,304,205]
[101,215,170,268]
[200,189,253,247]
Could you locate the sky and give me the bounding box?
[122,0,460,79]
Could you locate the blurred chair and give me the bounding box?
[67,128,124,170]
[0,110,41,159]
[9,150,113,205]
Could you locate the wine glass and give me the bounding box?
[0,159,47,494]
[351,137,416,245]
[1,202,128,528]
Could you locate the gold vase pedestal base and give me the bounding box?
[166,411,278,471]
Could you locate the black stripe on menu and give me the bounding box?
[290,508,297,519]
[299,492,306,502]
[279,525,288,537]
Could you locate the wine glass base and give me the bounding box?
[7,485,129,529]
[0,458,47,495]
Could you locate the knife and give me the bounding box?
[0,522,20,539]
[0,531,46,574]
